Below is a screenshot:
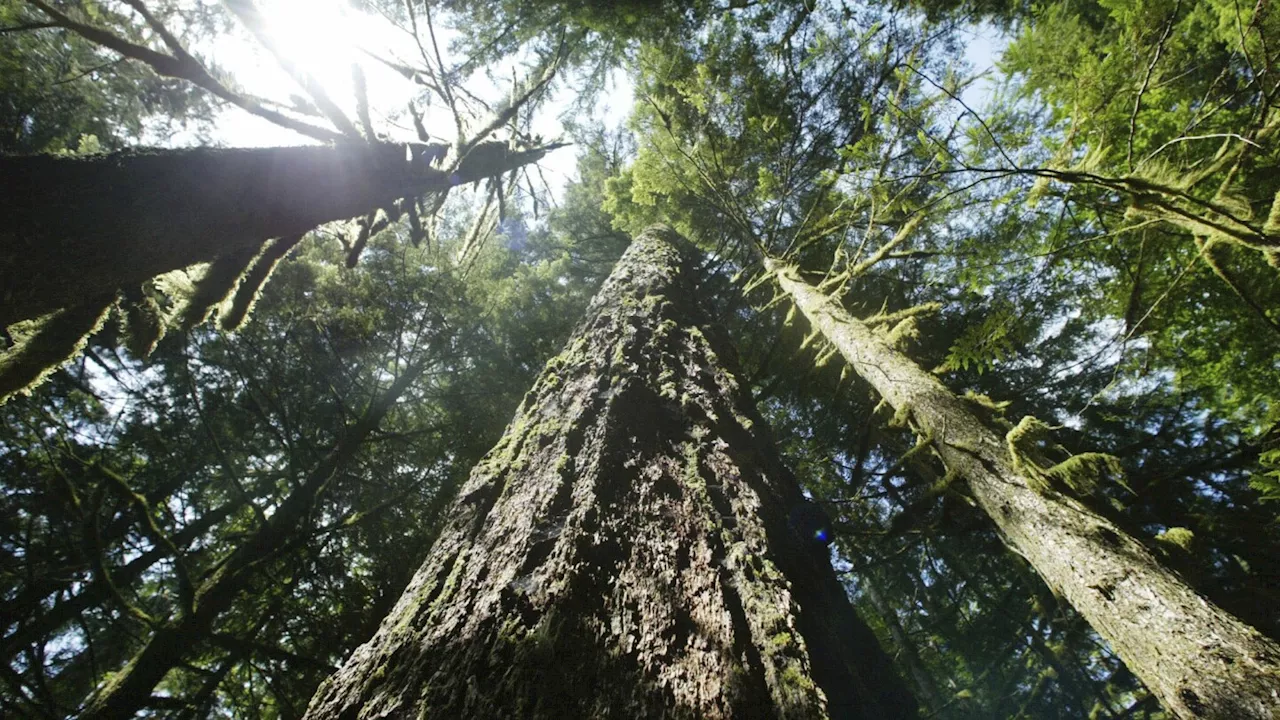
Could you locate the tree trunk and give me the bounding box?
[303,227,916,719]
[0,143,547,327]
[769,259,1280,720]
[79,359,428,720]
[862,580,947,714]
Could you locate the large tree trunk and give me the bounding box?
[303,227,915,719]
[770,260,1280,720]
[0,142,547,327]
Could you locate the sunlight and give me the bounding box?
[253,0,363,100]
[200,0,421,147]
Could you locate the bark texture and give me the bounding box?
[303,227,916,719]
[771,260,1280,720]
[0,143,548,327]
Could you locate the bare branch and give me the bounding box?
[22,0,347,143]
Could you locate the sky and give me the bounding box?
[182,1,1005,204]
[177,0,633,202]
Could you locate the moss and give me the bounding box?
[1006,416,1057,491]
[121,283,166,358]
[865,302,943,328]
[175,244,265,330]
[681,442,705,491]
[1264,188,1280,235]
[962,390,1011,413]
[888,402,913,429]
[797,327,821,353]
[427,553,469,621]
[1007,416,1126,496]
[1156,526,1195,552]
[0,295,115,405]
[779,664,817,693]
[221,234,303,331]
[1043,452,1127,496]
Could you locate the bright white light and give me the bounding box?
[194,0,421,147]
[252,0,364,100]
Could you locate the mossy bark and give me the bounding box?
[0,143,545,328]
[303,227,916,719]
[771,260,1280,720]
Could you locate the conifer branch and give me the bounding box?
[22,0,347,143]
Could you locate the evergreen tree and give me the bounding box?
[0,141,557,328]
[768,257,1280,719]
[303,226,915,719]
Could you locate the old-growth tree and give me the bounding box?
[600,2,1280,715]
[303,227,915,719]
[768,259,1280,719]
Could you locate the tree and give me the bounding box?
[302,226,916,719]
[2,0,574,404]
[0,141,556,328]
[768,258,1280,719]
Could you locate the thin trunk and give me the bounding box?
[862,580,947,714]
[0,500,239,663]
[0,143,550,327]
[770,260,1280,720]
[303,227,916,719]
[79,360,427,720]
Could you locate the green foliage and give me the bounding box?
[1252,448,1280,503]
[5,0,1280,716]
[0,296,115,404]
[0,4,209,153]
[937,303,1020,374]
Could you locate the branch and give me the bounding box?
[93,463,196,616]
[23,0,346,144]
[222,0,362,138]
[459,34,571,152]
[0,21,57,33]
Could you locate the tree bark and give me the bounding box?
[0,143,549,327]
[303,227,916,719]
[769,259,1280,720]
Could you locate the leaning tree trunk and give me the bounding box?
[0,142,549,327]
[769,259,1280,720]
[303,227,916,719]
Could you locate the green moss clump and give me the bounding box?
[1156,526,1195,552]
[1,296,115,405]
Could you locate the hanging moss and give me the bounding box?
[1006,416,1126,496]
[1155,526,1196,553]
[121,283,166,358]
[0,295,116,404]
[882,315,920,349]
[1264,189,1280,235]
[220,234,304,331]
[345,211,379,268]
[175,244,266,331]
[1042,452,1125,497]
[864,302,942,328]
